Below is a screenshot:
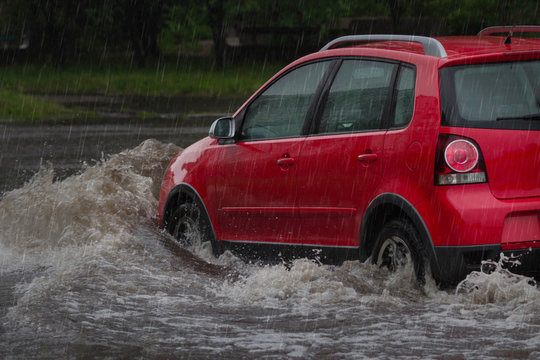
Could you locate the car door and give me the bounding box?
[295,59,399,247]
[215,61,331,244]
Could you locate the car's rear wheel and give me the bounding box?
[165,194,219,256]
[372,219,426,285]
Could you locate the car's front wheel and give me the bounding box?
[164,194,219,256]
[372,219,426,285]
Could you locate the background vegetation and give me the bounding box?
[0,0,538,121]
[2,0,539,68]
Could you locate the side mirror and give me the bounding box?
[209,117,235,139]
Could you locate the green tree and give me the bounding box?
[431,0,539,34]
[166,0,351,69]
[4,0,89,65]
[2,0,538,68]
[206,0,226,69]
[121,0,167,67]
[3,0,170,66]
[85,0,170,67]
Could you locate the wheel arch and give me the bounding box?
[162,183,218,242]
[359,193,441,280]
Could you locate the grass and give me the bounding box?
[0,59,283,122]
[0,60,283,97]
[0,88,81,122]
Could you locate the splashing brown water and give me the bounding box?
[0,139,538,359]
[0,139,180,253]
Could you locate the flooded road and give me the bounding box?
[1,106,539,358]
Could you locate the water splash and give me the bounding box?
[456,253,538,307]
[214,257,426,312]
[0,139,180,260]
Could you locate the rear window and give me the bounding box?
[440,60,540,130]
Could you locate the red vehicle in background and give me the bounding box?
[159,26,540,285]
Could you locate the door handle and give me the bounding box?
[357,153,378,162]
[276,157,295,167]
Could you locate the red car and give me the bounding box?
[159,26,540,285]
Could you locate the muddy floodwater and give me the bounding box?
[0,98,539,359]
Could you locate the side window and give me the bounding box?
[240,61,329,140]
[393,66,416,127]
[318,60,395,134]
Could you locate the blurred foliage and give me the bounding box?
[0,0,538,68]
[2,0,89,65]
[2,0,170,67]
[430,0,540,34]
[163,2,211,52]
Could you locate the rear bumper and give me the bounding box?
[418,184,540,247]
[417,184,540,283]
[433,244,540,284]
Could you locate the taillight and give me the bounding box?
[435,135,487,185]
[444,140,478,172]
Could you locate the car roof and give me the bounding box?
[436,36,540,58]
[319,27,540,61]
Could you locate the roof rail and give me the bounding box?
[320,35,448,58]
[478,25,540,36]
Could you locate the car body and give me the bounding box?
[159,26,540,285]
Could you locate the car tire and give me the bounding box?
[372,219,426,285]
[165,195,220,256]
